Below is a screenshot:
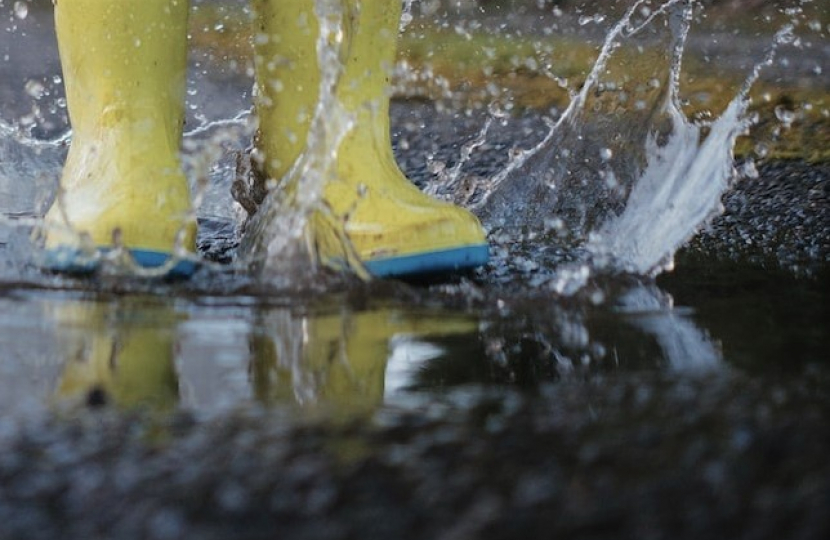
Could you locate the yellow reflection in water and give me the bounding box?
[48,299,477,417]
[51,299,182,410]
[249,308,477,415]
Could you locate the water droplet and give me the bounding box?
[24,80,45,100]
[774,105,796,127]
[579,14,606,26]
[754,143,770,158]
[13,1,28,20]
[428,160,446,175]
[741,159,759,179]
[269,79,284,93]
[775,28,795,45]
[599,148,613,161]
[18,113,35,126]
[544,218,564,233]
[399,12,413,31]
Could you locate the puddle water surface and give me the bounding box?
[0,0,826,515]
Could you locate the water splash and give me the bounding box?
[587,21,797,275]
[0,119,66,276]
[429,0,806,284]
[0,120,65,218]
[0,0,818,289]
[472,0,697,227]
[237,0,364,283]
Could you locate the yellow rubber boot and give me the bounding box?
[249,0,488,277]
[43,0,196,276]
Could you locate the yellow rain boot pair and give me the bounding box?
[44,0,488,278]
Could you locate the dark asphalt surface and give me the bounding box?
[687,160,829,274]
[1,372,829,540]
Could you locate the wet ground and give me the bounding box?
[1,371,828,540]
[1,2,829,539]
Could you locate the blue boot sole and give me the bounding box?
[44,243,488,280]
[43,246,197,278]
[362,243,489,278]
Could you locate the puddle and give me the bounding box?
[0,0,825,405]
[0,0,825,408]
[1,257,826,419]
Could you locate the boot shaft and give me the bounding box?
[55,0,189,144]
[251,0,403,182]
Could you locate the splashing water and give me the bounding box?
[0,0,818,290]
[0,121,65,220]
[441,0,807,282]
[237,0,365,283]
[587,10,797,275]
[0,120,66,275]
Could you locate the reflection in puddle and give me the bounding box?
[617,285,722,373]
[0,283,731,419]
[51,300,182,410]
[245,309,477,414]
[1,294,483,416]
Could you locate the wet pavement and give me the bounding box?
[1,371,828,540]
